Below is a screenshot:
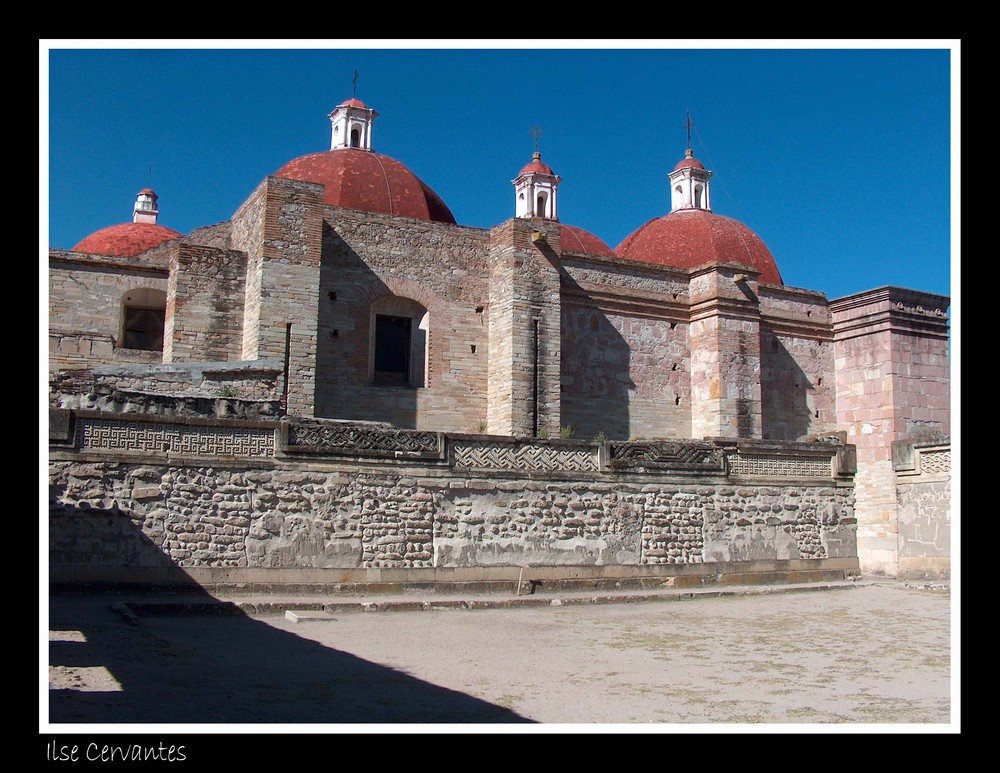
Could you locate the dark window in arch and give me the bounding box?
[536,194,546,217]
[122,307,164,351]
[119,288,166,352]
[350,127,361,148]
[374,315,411,385]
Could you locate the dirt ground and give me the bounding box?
[46,581,955,730]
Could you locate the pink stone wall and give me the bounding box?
[561,303,690,440]
[240,177,325,416]
[690,315,762,439]
[835,330,898,459]
[889,333,950,438]
[760,331,837,441]
[830,287,950,577]
[231,181,268,361]
[559,256,691,441]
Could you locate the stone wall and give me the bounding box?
[315,206,491,432]
[258,178,325,417]
[49,361,284,419]
[487,219,562,438]
[758,284,837,441]
[560,256,690,441]
[830,287,950,577]
[231,180,267,361]
[760,331,837,441]
[49,253,168,371]
[49,411,858,587]
[894,439,951,579]
[164,245,246,363]
[688,265,764,439]
[561,304,690,441]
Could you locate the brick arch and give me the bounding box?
[356,276,444,317]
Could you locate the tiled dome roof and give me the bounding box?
[73,222,182,258]
[616,208,782,285]
[276,148,456,224]
[519,155,556,177]
[560,224,614,257]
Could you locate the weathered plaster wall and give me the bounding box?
[894,441,951,580]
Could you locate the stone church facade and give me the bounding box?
[48,96,951,588]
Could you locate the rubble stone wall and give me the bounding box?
[49,412,857,584]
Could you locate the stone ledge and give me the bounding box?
[49,558,861,595]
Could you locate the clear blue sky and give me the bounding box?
[42,42,957,302]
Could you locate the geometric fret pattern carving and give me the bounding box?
[919,448,951,475]
[609,440,725,472]
[728,453,832,478]
[287,422,439,458]
[451,441,598,472]
[76,417,274,457]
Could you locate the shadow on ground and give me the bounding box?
[48,505,532,725]
[49,592,533,724]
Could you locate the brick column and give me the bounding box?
[487,218,562,437]
[231,176,325,417]
[164,245,246,363]
[831,287,950,577]
[688,264,763,439]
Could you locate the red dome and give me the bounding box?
[275,148,456,224]
[72,222,182,258]
[560,224,614,257]
[338,97,368,109]
[519,158,556,177]
[673,156,705,171]
[615,209,783,285]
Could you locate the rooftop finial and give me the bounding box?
[133,188,159,225]
[685,112,695,154]
[530,125,543,156]
[352,69,359,100]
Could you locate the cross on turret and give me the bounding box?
[668,113,712,212]
[530,126,543,153]
[328,81,378,151]
[513,127,560,220]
